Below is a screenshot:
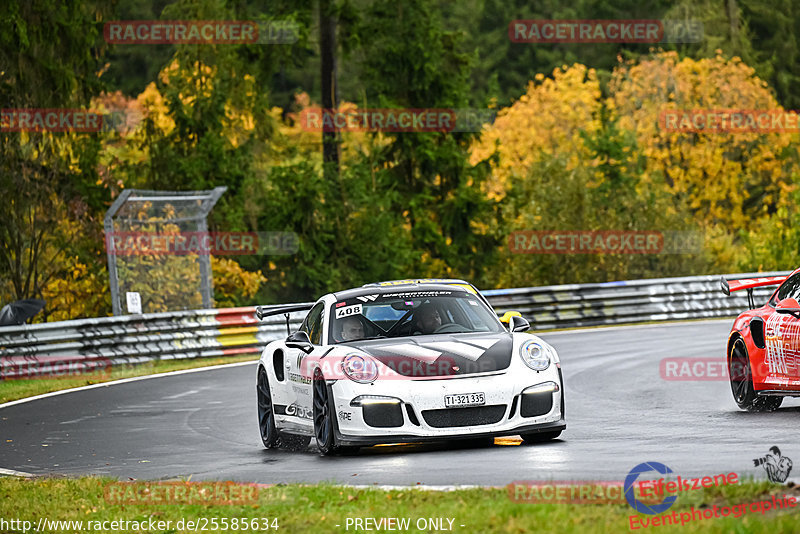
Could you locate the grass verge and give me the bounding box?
[0,477,798,533]
[0,356,256,404]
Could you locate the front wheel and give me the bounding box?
[312,370,358,455]
[729,338,783,412]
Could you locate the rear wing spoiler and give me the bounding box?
[720,275,787,308]
[255,303,314,335]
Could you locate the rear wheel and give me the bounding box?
[520,430,562,444]
[257,367,312,450]
[729,338,783,412]
[257,367,280,448]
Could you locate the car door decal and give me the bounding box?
[765,312,790,377]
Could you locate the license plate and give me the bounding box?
[444,392,485,408]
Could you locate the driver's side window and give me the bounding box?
[301,303,325,345]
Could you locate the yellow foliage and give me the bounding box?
[609,51,799,229]
[211,257,266,308]
[470,64,604,200]
[41,256,108,322]
[136,82,176,135]
[275,92,391,168]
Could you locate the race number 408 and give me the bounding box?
[336,304,362,319]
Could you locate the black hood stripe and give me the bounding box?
[349,333,513,377]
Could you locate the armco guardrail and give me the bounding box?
[0,272,789,379]
[483,271,790,330]
[0,305,309,380]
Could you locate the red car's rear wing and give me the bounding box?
[719,276,787,296]
[720,275,787,308]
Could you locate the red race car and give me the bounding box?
[721,270,800,411]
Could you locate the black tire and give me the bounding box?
[257,367,281,448]
[729,338,783,412]
[520,430,562,444]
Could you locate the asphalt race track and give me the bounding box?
[2,319,798,486]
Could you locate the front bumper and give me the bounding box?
[335,420,566,447]
[329,366,565,447]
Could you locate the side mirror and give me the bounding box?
[508,315,531,333]
[777,298,800,320]
[286,330,314,353]
[499,311,522,324]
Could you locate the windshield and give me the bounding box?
[328,289,504,343]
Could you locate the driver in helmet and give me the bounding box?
[413,305,442,334]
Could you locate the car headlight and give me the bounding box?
[350,395,402,407]
[342,354,379,383]
[520,340,551,371]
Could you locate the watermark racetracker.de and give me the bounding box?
[508,230,703,254]
[0,356,112,381]
[660,357,783,382]
[508,480,661,505]
[659,109,800,133]
[103,20,299,44]
[104,481,259,505]
[104,231,299,256]
[509,19,703,43]
[1,108,143,134]
[298,108,497,133]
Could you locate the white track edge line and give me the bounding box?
[0,360,257,410]
[0,467,36,477]
[348,484,490,491]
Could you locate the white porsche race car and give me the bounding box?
[255,279,566,455]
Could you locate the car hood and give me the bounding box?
[342,332,513,377]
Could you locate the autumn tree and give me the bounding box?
[0,0,110,319]
[357,0,498,285]
[610,51,800,230]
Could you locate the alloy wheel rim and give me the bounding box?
[313,373,331,446]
